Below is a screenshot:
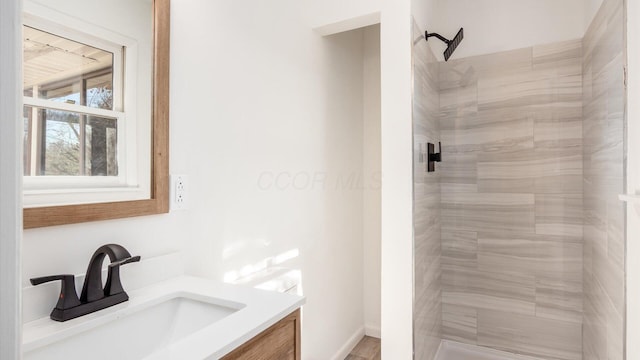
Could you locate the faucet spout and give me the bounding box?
[80,244,139,303]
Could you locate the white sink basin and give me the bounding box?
[23,276,305,360]
[24,295,242,360]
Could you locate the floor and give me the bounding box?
[345,336,380,360]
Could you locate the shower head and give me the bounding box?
[444,28,464,61]
[425,27,464,61]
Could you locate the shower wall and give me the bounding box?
[412,20,442,360]
[438,40,584,360]
[582,0,625,359]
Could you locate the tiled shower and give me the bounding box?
[412,0,625,359]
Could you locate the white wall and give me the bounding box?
[306,0,381,35]
[380,0,415,357]
[171,1,370,359]
[18,0,409,359]
[23,2,371,359]
[362,24,381,338]
[428,0,585,60]
[412,0,438,39]
[0,0,23,357]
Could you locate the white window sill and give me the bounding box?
[24,186,149,208]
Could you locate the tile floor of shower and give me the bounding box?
[346,337,544,360]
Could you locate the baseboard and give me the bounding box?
[364,324,381,338]
[331,326,365,360]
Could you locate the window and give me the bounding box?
[22,0,166,229]
[22,12,150,208]
[23,25,122,177]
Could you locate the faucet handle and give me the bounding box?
[104,255,141,297]
[109,255,141,267]
[30,274,81,311]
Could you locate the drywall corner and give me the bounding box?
[0,0,23,357]
[314,11,380,36]
[380,0,415,357]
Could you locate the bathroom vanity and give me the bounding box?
[23,277,305,359]
[222,309,301,359]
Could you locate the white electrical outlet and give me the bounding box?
[171,174,188,210]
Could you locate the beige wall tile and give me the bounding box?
[535,194,583,237]
[477,234,583,281]
[413,1,625,358]
[438,29,587,359]
[442,230,477,270]
[582,0,625,359]
[535,276,583,324]
[443,267,536,315]
[477,310,582,360]
[412,18,442,360]
[442,304,477,344]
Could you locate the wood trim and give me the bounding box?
[222,309,301,360]
[295,308,301,360]
[23,0,170,229]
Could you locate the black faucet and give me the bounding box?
[30,244,140,322]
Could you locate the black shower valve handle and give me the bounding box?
[30,274,81,310]
[429,141,442,163]
[427,141,442,172]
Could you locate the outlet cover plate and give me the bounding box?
[170,174,188,211]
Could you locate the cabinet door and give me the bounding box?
[222,309,301,360]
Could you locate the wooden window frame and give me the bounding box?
[23,0,170,229]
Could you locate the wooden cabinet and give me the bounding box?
[222,309,301,360]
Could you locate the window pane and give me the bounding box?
[85,115,119,176]
[39,83,82,105]
[42,108,81,176]
[85,73,113,110]
[23,106,118,177]
[23,26,114,110]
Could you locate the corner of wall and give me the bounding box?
[0,0,23,357]
[380,0,415,358]
[330,327,366,360]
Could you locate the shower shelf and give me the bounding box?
[619,194,640,203]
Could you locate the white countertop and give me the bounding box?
[23,276,305,359]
